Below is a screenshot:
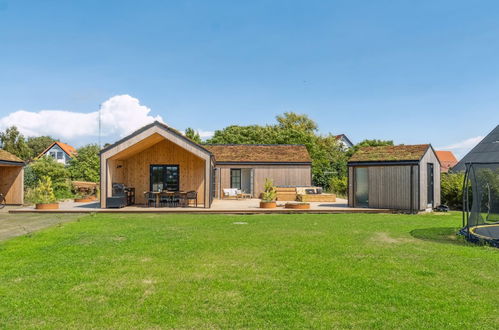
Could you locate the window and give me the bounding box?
[427,163,434,206]
[49,151,57,158]
[57,152,63,160]
[230,169,241,190]
[150,165,179,192]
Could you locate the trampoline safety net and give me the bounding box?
[462,162,499,245]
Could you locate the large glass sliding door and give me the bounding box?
[150,165,179,192]
[355,167,369,207]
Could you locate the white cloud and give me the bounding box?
[0,95,163,144]
[438,136,484,159]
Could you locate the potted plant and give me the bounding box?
[260,178,277,208]
[33,176,59,210]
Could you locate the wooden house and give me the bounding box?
[348,144,441,212]
[100,121,312,208]
[0,149,24,205]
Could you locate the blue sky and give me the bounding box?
[1,0,498,157]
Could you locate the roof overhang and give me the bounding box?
[0,160,25,166]
[348,160,420,166]
[215,161,312,166]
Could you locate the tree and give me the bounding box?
[184,127,202,143]
[347,139,394,157]
[0,126,32,160]
[27,136,54,159]
[68,144,100,182]
[207,125,275,144]
[276,112,317,133]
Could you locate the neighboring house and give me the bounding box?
[452,125,499,172]
[435,151,458,172]
[348,144,441,211]
[204,144,312,199]
[99,121,312,208]
[0,149,24,205]
[38,141,77,165]
[335,134,354,149]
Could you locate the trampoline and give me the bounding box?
[461,162,499,247]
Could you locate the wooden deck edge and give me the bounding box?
[9,208,395,215]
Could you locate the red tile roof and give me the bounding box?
[38,141,77,159]
[204,144,312,163]
[0,149,23,163]
[436,150,458,171]
[349,144,430,162]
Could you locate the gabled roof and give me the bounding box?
[436,151,458,171]
[453,125,499,172]
[38,141,77,159]
[204,144,312,164]
[349,144,430,163]
[0,149,24,164]
[100,121,213,157]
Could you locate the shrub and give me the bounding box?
[28,176,57,204]
[330,176,347,197]
[261,178,277,202]
[441,172,465,210]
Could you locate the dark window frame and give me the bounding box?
[149,164,180,192]
[230,168,242,190]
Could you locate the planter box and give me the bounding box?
[260,201,277,209]
[74,196,96,203]
[35,203,59,210]
[298,194,336,203]
[285,203,310,210]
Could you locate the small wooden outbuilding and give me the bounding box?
[348,144,440,212]
[0,149,24,205]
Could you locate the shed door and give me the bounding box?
[355,167,369,207]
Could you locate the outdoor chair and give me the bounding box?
[144,192,157,207]
[172,191,185,207]
[159,192,172,207]
[185,190,198,207]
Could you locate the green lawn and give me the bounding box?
[0,212,498,329]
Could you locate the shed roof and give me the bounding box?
[349,144,430,163]
[204,144,312,163]
[0,149,24,164]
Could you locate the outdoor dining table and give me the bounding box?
[148,191,187,207]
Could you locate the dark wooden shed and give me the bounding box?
[348,144,441,212]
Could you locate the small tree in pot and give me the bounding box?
[260,178,277,208]
[32,176,59,210]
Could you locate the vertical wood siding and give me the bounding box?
[216,164,311,197]
[0,165,23,204]
[367,165,415,209]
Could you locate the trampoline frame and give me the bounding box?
[461,162,499,246]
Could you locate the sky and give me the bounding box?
[1,0,499,158]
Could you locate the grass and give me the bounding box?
[0,212,498,329]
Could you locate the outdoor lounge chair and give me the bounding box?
[223,188,241,199]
